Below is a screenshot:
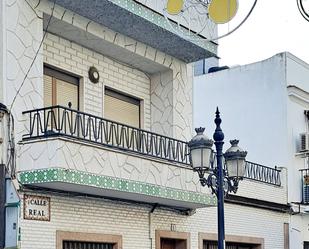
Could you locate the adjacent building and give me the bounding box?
[0,0,291,248]
[194,52,309,248]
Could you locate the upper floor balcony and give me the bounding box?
[18,105,216,211]
[50,0,217,63]
[18,105,285,211]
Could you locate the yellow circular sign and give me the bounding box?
[208,0,238,24]
[166,0,184,15]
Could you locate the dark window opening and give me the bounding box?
[204,241,256,249]
[63,241,114,249]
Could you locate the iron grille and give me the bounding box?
[22,106,282,186]
[63,241,113,249]
[244,161,281,186]
[22,106,190,165]
[300,169,309,204]
[204,241,254,249]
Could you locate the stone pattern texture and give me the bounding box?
[18,192,289,249]
[37,0,193,140]
[150,66,193,140]
[4,0,194,176]
[18,138,288,204]
[2,0,194,141]
[19,138,205,194]
[4,0,44,143]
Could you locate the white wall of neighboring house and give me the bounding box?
[194,52,309,248]
[194,53,288,167]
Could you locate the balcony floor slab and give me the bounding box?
[18,168,216,210]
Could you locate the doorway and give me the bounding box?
[156,230,190,249]
[161,238,187,249]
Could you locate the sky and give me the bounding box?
[217,0,309,66]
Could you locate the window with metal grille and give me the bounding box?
[204,241,255,249]
[104,88,141,128]
[44,66,79,109]
[63,241,114,249]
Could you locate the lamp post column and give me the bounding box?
[213,108,225,249]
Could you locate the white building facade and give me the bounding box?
[0,0,290,249]
[194,52,309,249]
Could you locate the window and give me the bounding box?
[199,233,263,249]
[104,88,141,128]
[56,231,122,249]
[44,66,79,109]
[204,241,255,249]
[63,241,114,249]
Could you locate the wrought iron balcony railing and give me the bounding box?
[244,161,281,186]
[22,106,190,164]
[300,169,309,204]
[22,106,281,186]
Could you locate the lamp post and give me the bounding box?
[188,108,247,249]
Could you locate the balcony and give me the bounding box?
[18,106,282,209]
[300,169,309,204]
[19,106,214,210]
[22,106,190,165]
[50,0,217,63]
[244,161,281,186]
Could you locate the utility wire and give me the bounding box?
[9,0,57,112]
[6,0,56,178]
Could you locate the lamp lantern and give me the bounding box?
[224,139,247,179]
[188,127,213,180]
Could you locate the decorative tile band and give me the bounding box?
[113,0,217,54]
[18,168,217,206]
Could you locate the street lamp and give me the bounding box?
[188,108,247,249]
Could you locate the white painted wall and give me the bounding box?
[194,52,309,247]
[194,53,288,167]
[0,0,4,104]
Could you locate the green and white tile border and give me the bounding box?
[18,168,217,206]
[113,0,217,54]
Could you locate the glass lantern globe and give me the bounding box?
[224,140,247,179]
[188,127,214,179]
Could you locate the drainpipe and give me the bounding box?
[149,204,158,249]
[0,103,8,249]
[0,164,5,249]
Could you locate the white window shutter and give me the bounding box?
[43,74,53,107]
[104,93,140,128]
[56,79,78,109]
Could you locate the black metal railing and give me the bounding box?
[22,106,282,186]
[300,169,309,204]
[244,161,281,186]
[22,106,190,165]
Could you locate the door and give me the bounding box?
[161,238,187,249]
[161,239,176,249]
